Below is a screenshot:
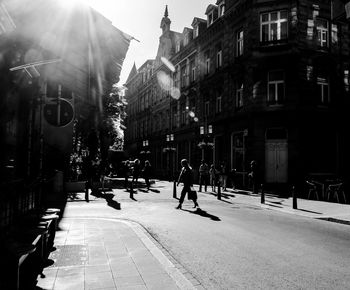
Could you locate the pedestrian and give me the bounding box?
[250,160,259,194]
[132,158,141,186]
[230,168,237,190]
[209,164,219,192]
[123,160,131,189]
[219,162,228,191]
[142,160,152,190]
[176,159,199,209]
[198,159,209,192]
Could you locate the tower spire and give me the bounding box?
[164,5,168,18]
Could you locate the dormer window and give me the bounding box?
[218,1,225,17]
[183,33,189,46]
[176,41,181,52]
[193,25,199,38]
[208,12,214,26]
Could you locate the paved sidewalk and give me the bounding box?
[36,217,196,290]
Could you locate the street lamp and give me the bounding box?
[198,125,214,161]
[140,139,150,157]
[163,134,176,181]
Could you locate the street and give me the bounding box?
[61,180,350,290]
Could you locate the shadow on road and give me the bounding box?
[182,208,221,221]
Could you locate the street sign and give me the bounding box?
[44,98,74,127]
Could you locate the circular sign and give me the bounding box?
[44,98,74,127]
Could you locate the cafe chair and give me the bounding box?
[326,182,346,204]
[306,180,319,200]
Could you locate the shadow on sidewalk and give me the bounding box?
[182,208,221,221]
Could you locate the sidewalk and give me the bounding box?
[200,186,350,225]
[36,180,349,289]
[36,216,197,290]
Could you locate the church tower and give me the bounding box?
[160,5,171,33]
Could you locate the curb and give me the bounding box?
[62,217,199,290]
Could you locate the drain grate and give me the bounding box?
[48,245,88,267]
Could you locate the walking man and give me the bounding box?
[176,159,199,209]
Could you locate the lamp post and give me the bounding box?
[141,140,150,161]
[164,134,176,181]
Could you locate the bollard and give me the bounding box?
[292,185,297,209]
[173,180,177,198]
[217,182,221,200]
[129,181,134,199]
[260,183,265,204]
[85,181,89,202]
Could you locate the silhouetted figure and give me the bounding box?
[176,159,198,209]
[123,160,131,189]
[219,162,228,191]
[132,159,141,186]
[209,164,219,192]
[198,159,209,192]
[249,160,259,194]
[142,160,152,190]
[230,168,237,190]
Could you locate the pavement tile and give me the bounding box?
[57,266,85,277]
[85,271,116,289]
[36,268,58,289]
[53,274,84,290]
[85,264,111,275]
[114,274,145,287]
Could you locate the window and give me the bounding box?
[219,2,225,17]
[268,71,285,104]
[216,95,222,113]
[344,70,349,92]
[181,66,187,87]
[183,34,189,46]
[317,77,329,104]
[217,49,222,68]
[207,12,214,27]
[260,11,288,43]
[180,104,186,125]
[331,24,338,46]
[193,25,199,38]
[236,29,244,56]
[205,51,210,75]
[190,60,196,82]
[316,19,328,47]
[205,101,210,116]
[236,83,243,108]
[306,65,313,81]
[176,41,181,52]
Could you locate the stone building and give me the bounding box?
[125,0,348,197]
[0,0,130,226]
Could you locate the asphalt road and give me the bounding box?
[63,182,350,290]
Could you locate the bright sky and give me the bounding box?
[83,0,213,85]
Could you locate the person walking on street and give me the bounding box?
[249,160,259,194]
[123,160,131,189]
[209,164,219,192]
[198,159,209,192]
[176,159,198,209]
[219,162,228,191]
[142,160,152,190]
[132,159,141,187]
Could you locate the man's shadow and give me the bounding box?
[103,193,122,209]
[182,208,221,221]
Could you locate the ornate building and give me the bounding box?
[124,1,348,196]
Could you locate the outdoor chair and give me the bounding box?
[306,180,319,200]
[326,182,346,204]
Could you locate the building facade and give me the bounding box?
[124,0,348,197]
[0,0,130,228]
